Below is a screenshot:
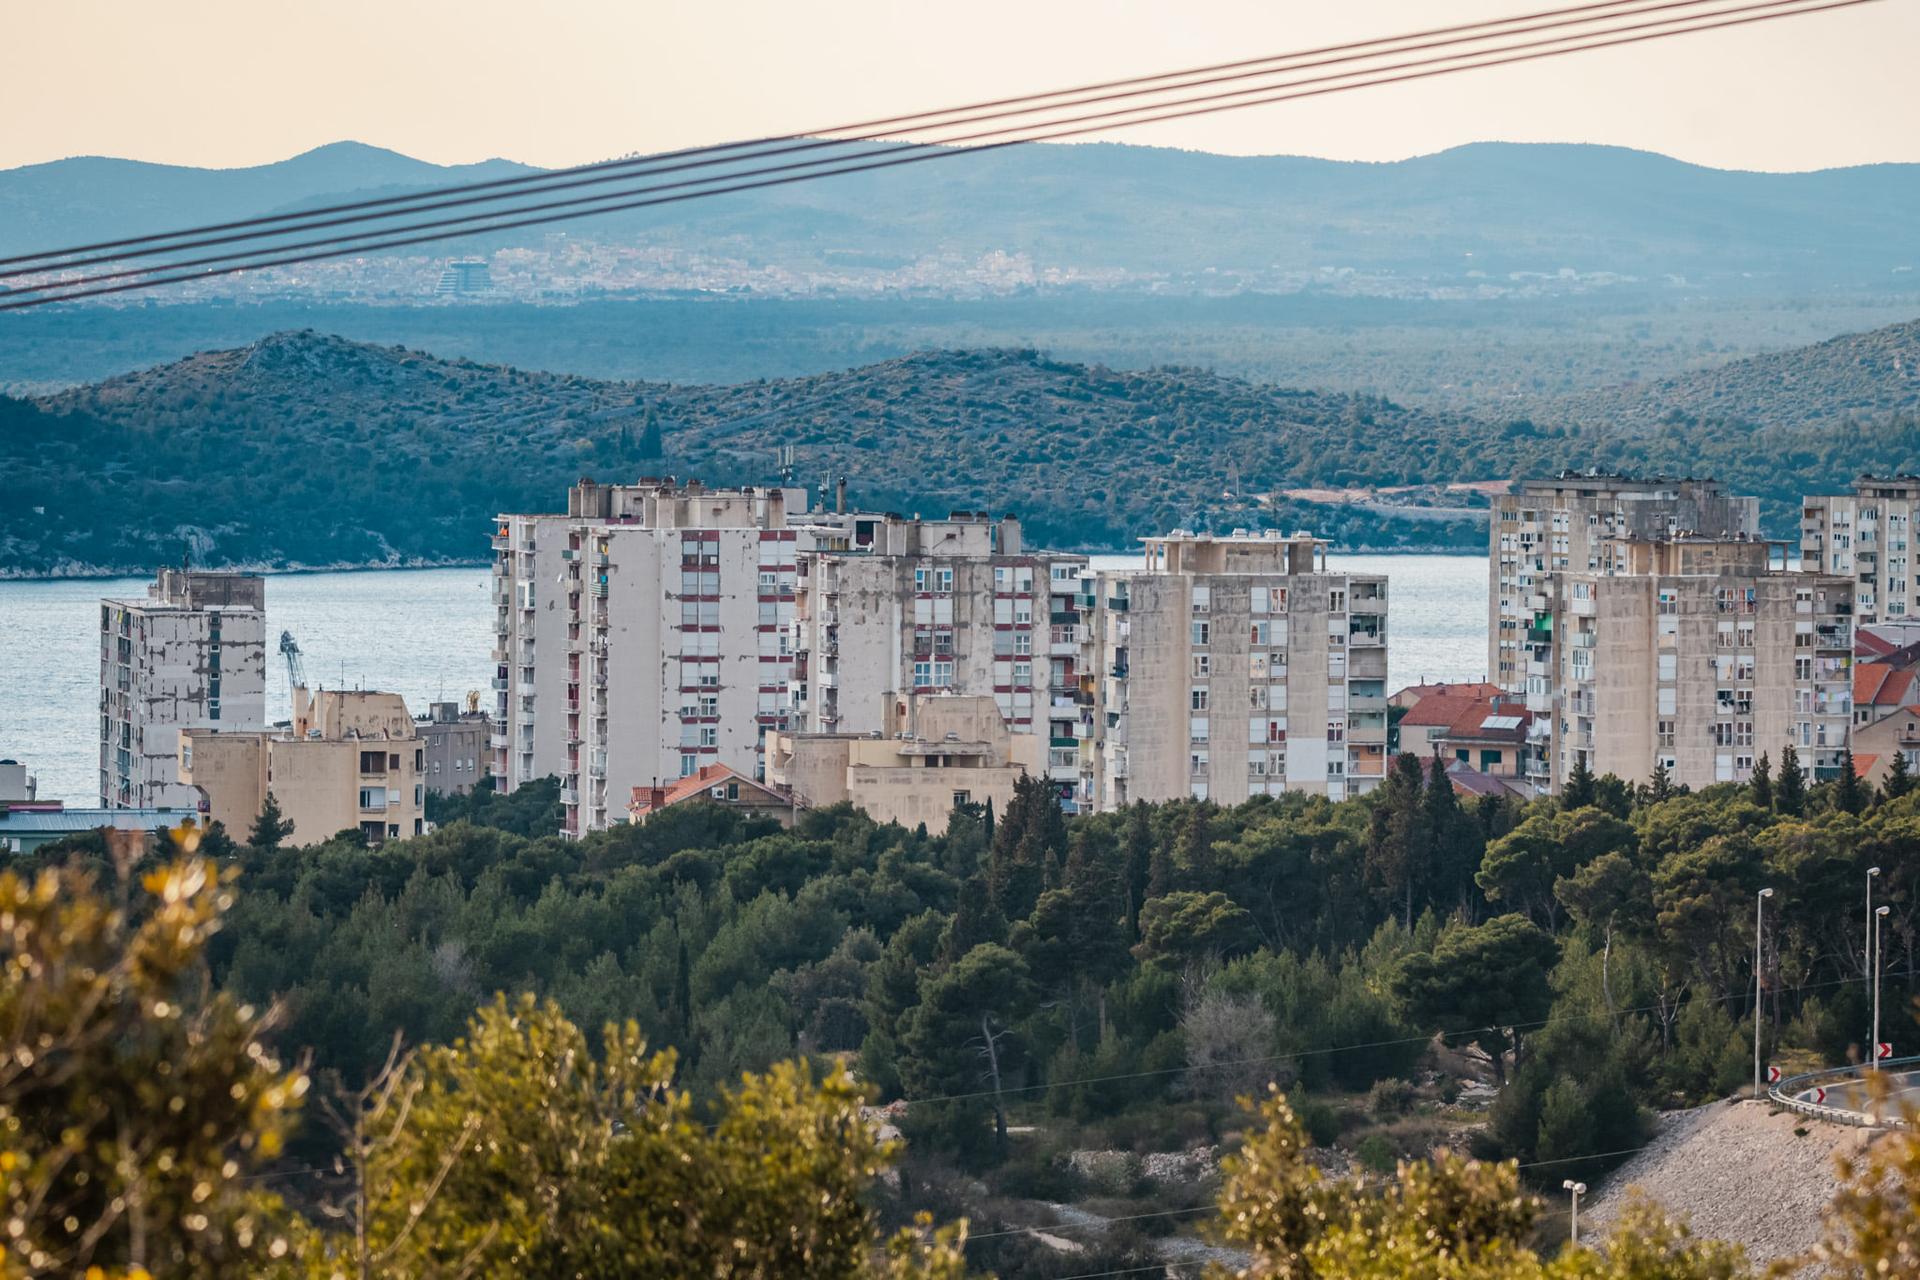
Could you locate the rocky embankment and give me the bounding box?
[1584,1100,1875,1272]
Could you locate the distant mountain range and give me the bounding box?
[3,318,1918,576]
[5,139,1920,290]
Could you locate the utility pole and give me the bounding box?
[978,1013,1009,1159]
[1868,866,1883,1063]
[1876,905,1892,1072]
[1754,886,1773,1098]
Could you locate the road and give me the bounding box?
[1791,1068,1920,1120]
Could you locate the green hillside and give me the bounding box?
[4,325,1918,575]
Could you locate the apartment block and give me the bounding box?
[100,569,266,809]
[1077,531,1389,810]
[1800,476,1920,623]
[789,512,1088,805]
[180,687,424,845]
[493,479,821,836]
[1490,473,1759,692]
[1525,535,1853,791]
[416,700,493,796]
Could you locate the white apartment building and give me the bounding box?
[1524,534,1853,791]
[1076,531,1389,810]
[100,569,266,809]
[1800,476,1920,623]
[1490,473,1759,691]
[789,512,1088,806]
[492,480,815,836]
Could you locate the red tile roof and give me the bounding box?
[1855,754,1879,779]
[1400,691,1487,728]
[628,763,787,820]
[1855,666,1919,710]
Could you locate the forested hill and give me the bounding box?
[4,326,1919,575]
[1546,315,1920,430]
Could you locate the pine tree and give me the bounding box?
[1121,801,1154,935]
[1777,742,1807,816]
[1886,749,1914,801]
[637,409,663,458]
[1749,752,1774,810]
[248,791,294,852]
[940,875,1007,966]
[1423,756,1478,914]
[1833,748,1867,815]
[1366,752,1428,928]
[1644,761,1678,806]
[1561,754,1597,810]
[1146,837,1176,904]
[1176,803,1214,887]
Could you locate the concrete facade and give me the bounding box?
[1490,474,1760,693]
[1524,535,1853,791]
[180,687,424,846]
[789,512,1087,807]
[495,480,832,836]
[100,569,266,810]
[1076,532,1389,810]
[769,694,1043,831]
[416,701,492,796]
[1801,477,1920,624]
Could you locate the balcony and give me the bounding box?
[491,676,510,691]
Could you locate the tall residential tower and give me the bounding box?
[100,569,266,809]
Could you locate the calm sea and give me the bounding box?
[0,555,1486,804]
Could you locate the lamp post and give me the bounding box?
[1754,887,1774,1097]
[1563,1180,1588,1245]
[1875,904,1892,1071]
[1869,866,1883,1063]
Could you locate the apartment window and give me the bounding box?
[1190,687,1210,712]
[1327,720,1345,743]
[1191,585,1211,613]
[359,751,387,774]
[1191,621,1211,647]
[1250,619,1272,646]
[1329,589,1346,612]
[1658,653,1678,681]
[680,754,700,777]
[1192,654,1211,678]
[1189,750,1209,777]
[1012,659,1032,686]
[1249,750,1268,777]
[697,694,719,717]
[1014,632,1032,656]
[1249,685,1268,710]
[913,661,933,686]
[359,787,387,811]
[1251,587,1271,613]
[699,727,718,748]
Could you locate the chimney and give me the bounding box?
[835,476,847,514]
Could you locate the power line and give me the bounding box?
[895,964,1905,1109]
[0,0,1785,274]
[0,0,1877,311]
[0,0,1782,280]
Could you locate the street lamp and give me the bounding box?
[1563,1180,1588,1244]
[1869,866,1883,1061]
[1875,904,1892,1071]
[1754,887,1774,1097]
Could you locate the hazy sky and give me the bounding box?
[7,0,1915,173]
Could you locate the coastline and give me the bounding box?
[0,545,1487,581]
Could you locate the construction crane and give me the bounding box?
[278,630,308,701]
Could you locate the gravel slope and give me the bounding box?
[1584,1099,1877,1272]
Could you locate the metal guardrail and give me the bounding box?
[1766,1055,1920,1128]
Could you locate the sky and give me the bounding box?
[6,0,1916,174]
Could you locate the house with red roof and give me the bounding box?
[1854,665,1920,727]
[627,763,798,827]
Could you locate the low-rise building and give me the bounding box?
[770,694,1042,831]
[1851,707,1920,789]
[628,762,798,826]
[416,700,493,796]
[0,807,199,856]
[181,687,425,846]
[1428,692,1536,777]
[1854,665,1920,728]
